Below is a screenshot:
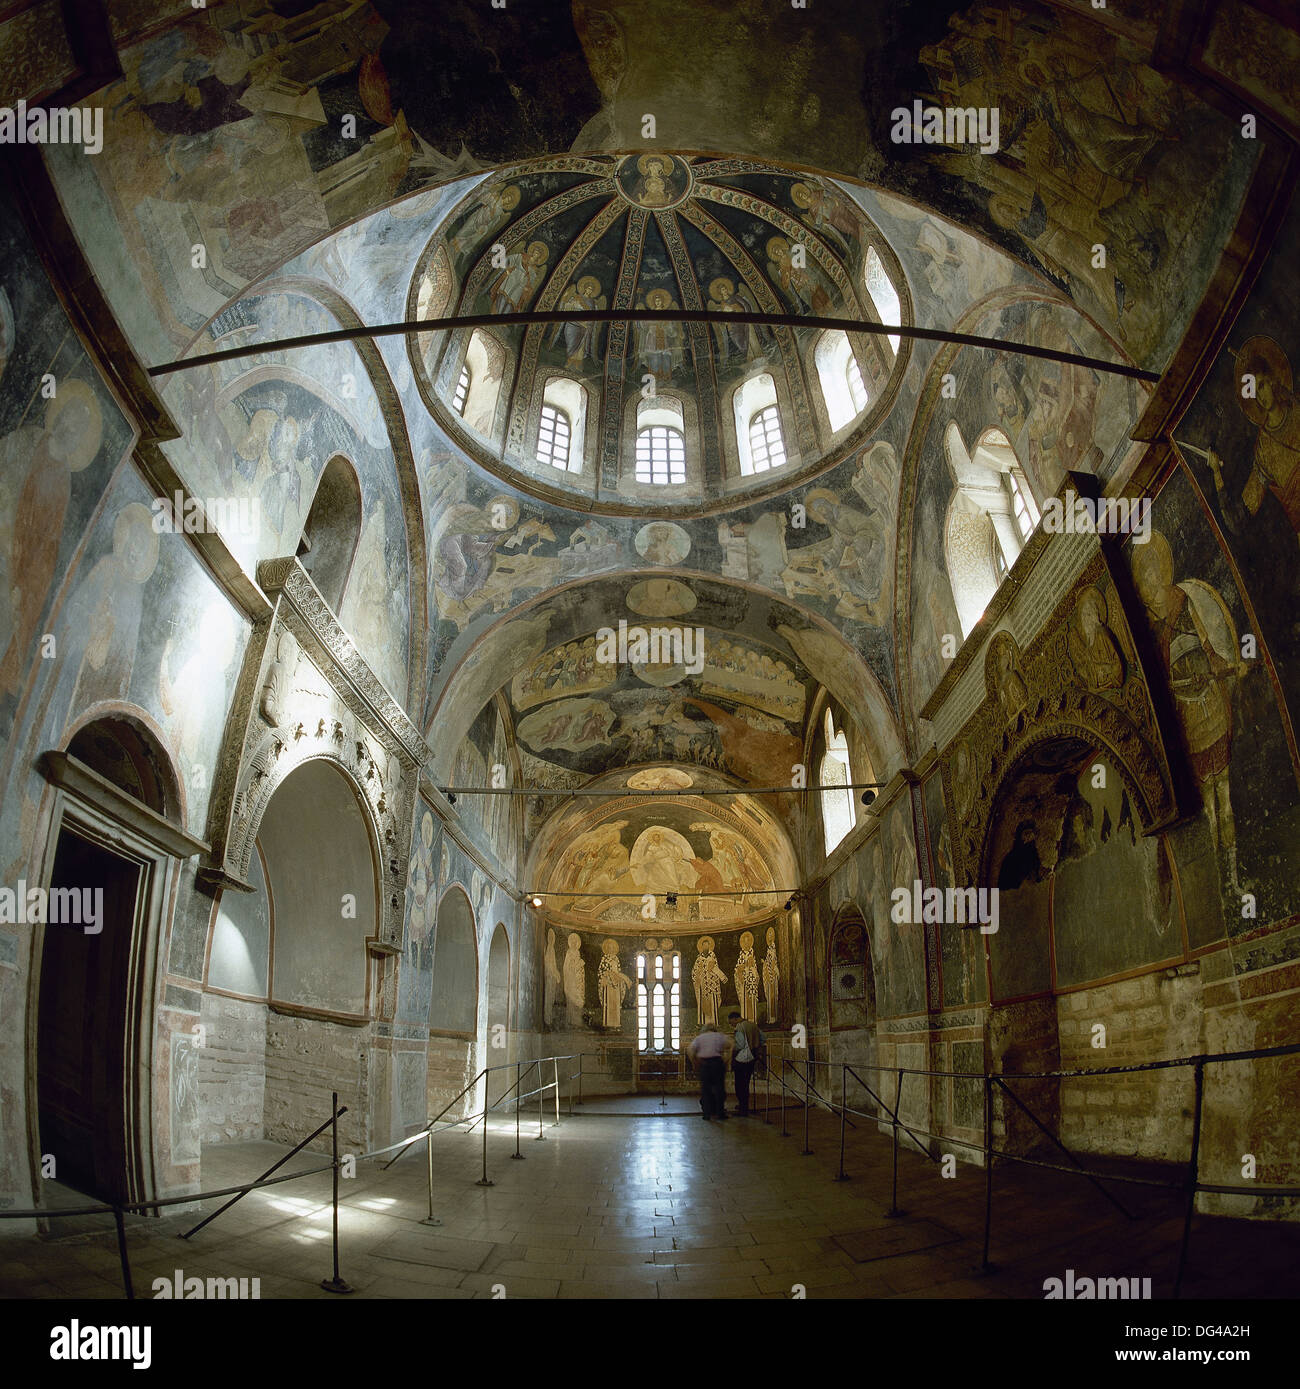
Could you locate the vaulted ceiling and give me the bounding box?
[30,0,1271,887]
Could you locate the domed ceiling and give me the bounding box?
[409,155,911,513]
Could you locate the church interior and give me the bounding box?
[0,0,1298,1313]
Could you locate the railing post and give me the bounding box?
[780,1058,789,1137]
[801,1059,813,1155]
[577,1052,584,1107]
[887,1069,905,1218]
[554,1057,561,1126]
[112,1205,135,1301]
[536,1061,546,1140]
[1174,1059,1206,1300]
[480,1069,498,1185]
[321,1092,352,1293]
[421,1125,442,1226]
[981,1073,995,1272]
[510,1060,524,1161]
[834,1066,849,1180]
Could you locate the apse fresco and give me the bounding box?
[1125,468,1300,945]
[545,804,775,924]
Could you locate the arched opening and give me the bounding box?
[66,715,177,819]
[297,455,362,611]
[734,372,785,477]
[537,376,586,473]
[635,396,687,484]
[864,246,901,355]
[944,422,1033,638]
[486,923,511,1102]
[427,886,478,1119]
[35,718,191,1206]
[819,706,856,856]
[984,738,1186,1169]
[461,329,506,438]
[815,330,868,432]
[258,759,377,1150]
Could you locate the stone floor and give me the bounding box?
[2,1094,1297,1299]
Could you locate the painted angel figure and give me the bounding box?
[563,932,585,1027]
[761,926,780,1024]
[597,939,633,1029]
[543,927,562,1022]
[692,937,727,1027]
[734,931,760,1023]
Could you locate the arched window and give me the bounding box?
[636,426,686,484]
[734,372,789,477]
[865,246,901,354]
[1009,469,1038,541]
[748,405,786,473]
[944,424,1035,638]
[815,330,869,432]
[537,403,571,468]
[820,707,855,856]
[634,396,686,484]
[636,951,680,1052]
[538,376,587,473]
[297,455,363,611]
[452,364,471,415]
[460,329,505,437]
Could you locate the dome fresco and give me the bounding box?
[409,156,911,513]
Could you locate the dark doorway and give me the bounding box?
[37,825,142,1204]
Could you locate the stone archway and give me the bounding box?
[257,759,378,1153]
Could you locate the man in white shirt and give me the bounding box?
[687,1024,732,1121]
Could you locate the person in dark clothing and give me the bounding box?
[687,1024,731,1120]
[728,1010,764,1116]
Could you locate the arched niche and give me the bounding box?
[260,759,377,1018]
[257,758,377,1149]
[430,886,478,1035]
[297,455,363,611]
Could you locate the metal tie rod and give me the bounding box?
[440,782,887,797]
[148,309,1158,383]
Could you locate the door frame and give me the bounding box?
[27,752,206,1213]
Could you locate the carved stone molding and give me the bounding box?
[200,558,430,950]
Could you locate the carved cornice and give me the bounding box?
[258,558,430,767]
[201,559,430,950]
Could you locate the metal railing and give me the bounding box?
[0,1052,586,1300]
[7,1042,1295,1300]
[751,1043,1300,1298]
